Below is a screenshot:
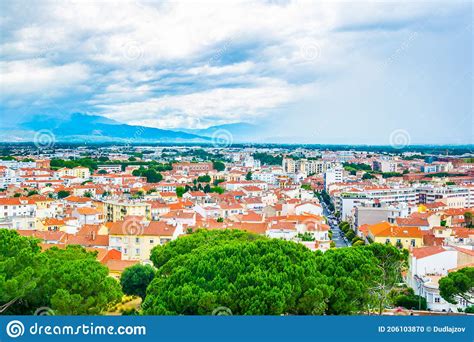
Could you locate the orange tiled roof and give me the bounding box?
[372,225,424,239]
[412,246,446,259]
[105,259,139,273]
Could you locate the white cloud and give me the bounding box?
[0,60,89,96]
[0,0,470,142]
[97,82,311,128]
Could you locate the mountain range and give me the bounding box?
[0,113,261,143]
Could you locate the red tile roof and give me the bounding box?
[412,246,446,259]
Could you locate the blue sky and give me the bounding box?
[0,0,472,144]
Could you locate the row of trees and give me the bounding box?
[50,158,173,173]
[339,221,365,246]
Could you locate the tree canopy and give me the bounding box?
[144,229,406,315]
[439,267,474,305]
[144,231,331,315]
[120,264,156,299]
[212,161,225,172]
[0,229,122,315]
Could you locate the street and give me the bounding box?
[321,200,351,248]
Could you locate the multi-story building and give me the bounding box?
[0,166,21,188]
[0,197,37,230]
[324,167,343,190]
[354,202,413,227]
[282,157,336,175]
[372,160,398,173]
[103,200,151,222]
[97,165,122,173]
[417,186,470,208]
[407,246,473,312]
[108,220,183,261]
[367,221,423,248]
[172,162,213,174]
[56,166,91,180]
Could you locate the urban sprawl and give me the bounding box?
[1,144,473,315]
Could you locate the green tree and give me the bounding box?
[0,229,41,313]
[120,264,156,299]
[0,230,122,315]
[316,247,378,314]
[439,267,474,305]
[27,190,38,196]
[197,175,211,183]
[212,161,225,172]
[464,212,473,228]
[393,293,427,310]
[245,172,252,181]
[84,191,93,198]
[176,186,186,198]
[366,243,407,314]
[144,231,332,315]
[57,190,70,199]
[362,172,375,180]
[143,169,163,183]
[213,179,225,186]
[98,169,108,174]
[211,186,224,194]
[252,153,283,166]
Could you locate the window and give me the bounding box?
[149,239,154,244]
[434,297,440,303]
[135,248,140,255]
[411,239,416,247]
[135,237,140,243]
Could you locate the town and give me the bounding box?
[0,143,473,315]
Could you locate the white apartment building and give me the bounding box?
[334,186,417,221]
[372,160,398,173]
[251,171,277,186]
[0,167,21,188]
[407,246,472,312]
[323,167,343,190]
[282,158,337,175]
[0,160,37,170]
[417,186,470,208]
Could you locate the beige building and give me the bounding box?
[103,200,151,222]
[57,166,91,179]
[107,220,182,261]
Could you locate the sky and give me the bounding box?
[0,0,472,144]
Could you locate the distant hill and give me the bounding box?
[13,113,210,143]
[178,122,262,142]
